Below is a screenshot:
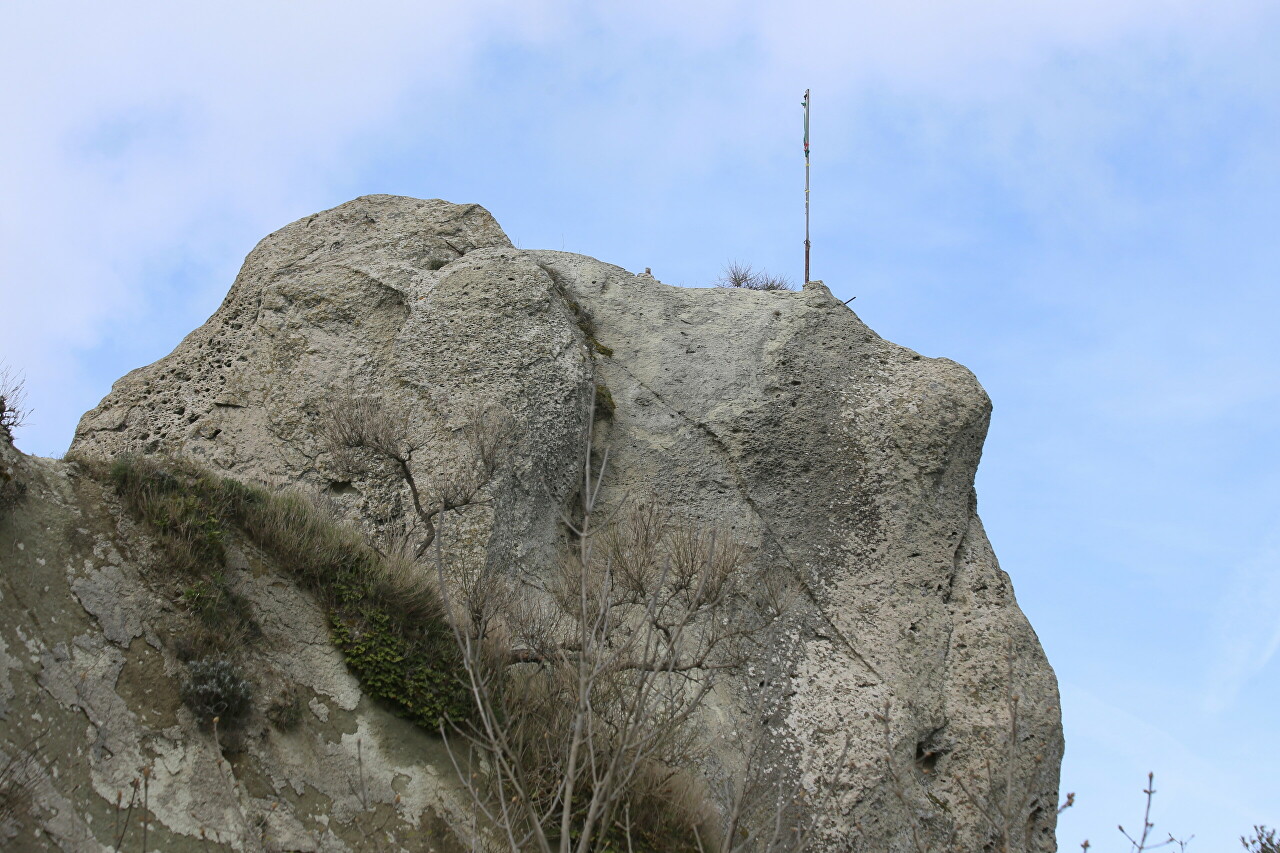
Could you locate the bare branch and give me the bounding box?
[0,363,28,437]
[714,262,796,292]
[320,381,508,558]
[436,390,786,851]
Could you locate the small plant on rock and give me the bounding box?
[0,364,27,440]
[0,364,28,514]
[266,686,305,731]
[715,261,795,292]
[182,658,253,728]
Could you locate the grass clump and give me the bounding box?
[266,687,305,731]
[96,454,468,730]
[715,261,795,291]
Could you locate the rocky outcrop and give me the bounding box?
[0,434,470,851]
[33,195,1059,850]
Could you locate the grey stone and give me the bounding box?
[58,195,1060,850]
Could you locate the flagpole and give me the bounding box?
[803,89,811,285]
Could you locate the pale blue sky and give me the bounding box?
[2,2,1277,847]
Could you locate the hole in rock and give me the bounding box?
[915,743,941,774]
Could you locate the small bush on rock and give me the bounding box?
[715,260,795,291]
[182,658,253,727]
[0,364,27,440]
[0,365,28,516]
[266,687,305,731]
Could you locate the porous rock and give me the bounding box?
[62,195,1061,850]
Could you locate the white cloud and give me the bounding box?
[0,0,557,452]
[1,0,1276,455]
[1203,535,1280,713]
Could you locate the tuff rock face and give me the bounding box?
[5,195,1061,850]
[0,433,466,851]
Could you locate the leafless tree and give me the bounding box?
[320,385,825,850]
[1115,773,1191,852]
[320,383,511,560]
[435,391,803,853]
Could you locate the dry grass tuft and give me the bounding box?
[716,261,796,292]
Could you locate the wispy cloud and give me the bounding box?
[0,0,1276,461]
[1203,535,1280,713]
[0,1,557,453]
[1060,680,1271,848]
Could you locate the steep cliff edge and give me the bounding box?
[6,195,1061,850]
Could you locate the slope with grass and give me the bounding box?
[0,433,468,850]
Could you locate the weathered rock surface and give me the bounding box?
[7,194,1061,850]
[0,431,468,851]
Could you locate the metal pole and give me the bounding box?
[803,89,811,284]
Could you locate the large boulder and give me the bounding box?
[70,195,1064,850]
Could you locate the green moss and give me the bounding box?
[594,384,616,419]
[330,607,467,729]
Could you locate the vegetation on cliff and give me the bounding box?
[89,453,469,730]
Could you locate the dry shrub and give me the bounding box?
[451,648,713,852]
[1244,826,1280,853]
[441,393,782,852]
[716,262,795,292]
[0,364,27,439]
